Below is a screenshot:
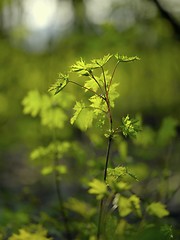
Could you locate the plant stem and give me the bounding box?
[54,160,72,240]
[97,85,113,239]
[107,60,120,93]
[97,135,112,239]
[69,80,105,100]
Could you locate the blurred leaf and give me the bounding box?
[8,225,52,240]
[65,198,96,219]
[118,194,141,217]
[146,202,169,218]
[22,90,41,117]
[88,179,107,200]
[157,117,178,146]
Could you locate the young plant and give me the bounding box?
[21,54,173,240]
[49,54,142,238]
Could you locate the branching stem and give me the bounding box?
[69,80,105,100]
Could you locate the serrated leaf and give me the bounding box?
[48,73,69,95]
[91,54,113,67]
[22,90,41,117]
[89,95,107,115]
[107,166,127,183]
[108,83,119,107]
[84,78,99,92]
[70,101,94,130]
[115,54,140,62]
[121,115,141,138]
[88,179,107,200]
[146,202,169,218]
[70,101,85,125]
[70,58,94,76]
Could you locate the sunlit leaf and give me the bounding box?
[22,90,41,117]
[70,58,94,76]
[118,194,141,217]
[108,83,119,107]
[48,73,69,95]
[89,95,107,115]
[9,225,52,240]
[115,54,140,62]
[88,179,107,200]
[121,115,141,138]
[91,54,113,67]
[146,202,169,218]
[70,101,94,130]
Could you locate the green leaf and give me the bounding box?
[70,101,85,125]
[65,198,96,219]
[70,101,94,131]
[48,73,69,95]
[41,166,53,175]
[9,225,52,240]
[115,54,140,62]
[22,90,41,117]
[118,194,141,217]
[89,95,107,115]
[41,107,67,129]
[30,141,70,163]
[118,195,132,217]
[121,115,141,138]
[108,83,119,107]
[88,179,107,200]
[146,202,169,218]
[91,54,113,67]
[107,166,127,184]
[84,78,99,92]
[70,58,94,76]
[157,117,178,147]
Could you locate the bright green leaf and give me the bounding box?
[70,101,94,130]
[88,179,107,200]
[146,202,169,218]
[115,54,140,62]
[48,73,69,95]
[22,90,41,117]
[121,115,141,138]
[91,54,113,67]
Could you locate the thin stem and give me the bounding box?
[97,136,112,239]
[107,61,120,93]
[100,66,107,93]
[89,71,105,95]
[54,159,72,240]
[69,80,105,100]
[97,85,113,239]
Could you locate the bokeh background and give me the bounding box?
[0,0,180,238]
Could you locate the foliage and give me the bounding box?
[8,225,52,240]
[4,53,177,240]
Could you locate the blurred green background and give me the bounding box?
[0,0,180,238]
